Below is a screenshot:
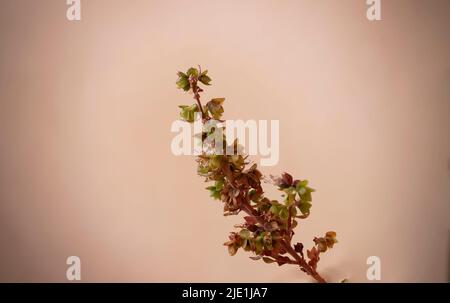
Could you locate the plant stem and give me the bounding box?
[280,240,327,283]
[239,203,327,283]
[190,78,206,119]
[193,74,327,283]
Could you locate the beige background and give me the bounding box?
[0,0,449,282]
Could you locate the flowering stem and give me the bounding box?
[178,66,335,284]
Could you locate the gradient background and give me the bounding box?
[0,0,449,282]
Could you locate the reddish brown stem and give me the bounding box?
[280,240,327,283]
[240,201,327,283]
[190,78,206,119]
[193,74,327,283]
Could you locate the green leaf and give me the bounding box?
[198,166,209,174]
[206,180,224,200]
[269,204,280,216]
[176,77,190,91]
[298,187,307,195]
[239,229,251,239]
[186,67,199,77]
[297,180,308,188]
[210,191,221,200]
[177,71,188,78]
[279,206,289,221]
[208,155,223,170]
[179,104,198,122]
[300,191,312,202]
[206,98,225,120]
[242,239,251,250]
[299,201,312,215]
[215,180,224,191]
[199,74,212,85]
